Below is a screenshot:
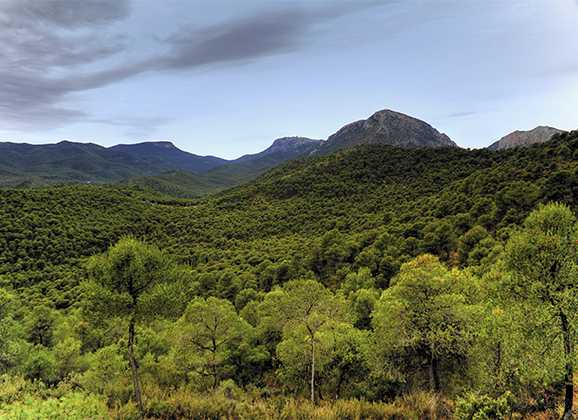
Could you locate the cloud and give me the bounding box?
[160,9,308,70]
[0,0,131,129]
[159,1,386,70]
[445,111,478,119]
[0,0,384,131]
[5,0,130,28]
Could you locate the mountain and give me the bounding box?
[317,109,457,154]
[206,137,323,183]
[128,137,323,197]
[1,108,458,192]
[0,140,228,186]
[106,141,227,173]
[487,126,565,150]
[128,109,460,197]
[233,137,322,164]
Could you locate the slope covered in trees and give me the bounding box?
[126,137,323,198]
[0,130,576,418]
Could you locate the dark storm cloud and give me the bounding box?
[0,0,383,130]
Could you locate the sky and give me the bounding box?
[0,0,577,159]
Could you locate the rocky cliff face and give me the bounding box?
[318,109,457,154]
[488,126,565,150]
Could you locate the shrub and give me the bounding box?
[0,375,47,405]
[0,392,108,419]
[455,392,514,420]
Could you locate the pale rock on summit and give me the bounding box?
[318,109,457,154]
[488,126,566,150]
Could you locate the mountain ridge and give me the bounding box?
[0,140,228,186]
[3,108,568,195]
[1,108,458,191]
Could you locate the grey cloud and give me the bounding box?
[0,0,131,129]
[161,1,387,70]
[0,0,129,72]
[0,0,384,130]
[5,0,130,28]
[161,9,308,69]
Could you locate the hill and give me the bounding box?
[487,126,565,150]
[126,137,323,197]
[125,109,459,197]
[1,130,576,304]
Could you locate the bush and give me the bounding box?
[0,392,108,419]
[455,392,514,420]
[0,375,36,404]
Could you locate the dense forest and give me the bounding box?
[0,131,577,419]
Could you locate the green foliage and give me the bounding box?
[455,392,514,420]
[84,237,180,322]
[0,133,577,417]
[372,255,477,393]
[0,392,108,419]
[0,289,16,371]
[171,297,249,389]
[502,203,577,417]
[77,344,128,399]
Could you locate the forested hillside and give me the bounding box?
[127,137,323,198]
[0,131,576,418]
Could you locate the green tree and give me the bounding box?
[84,237,178,418]
[0,288,15,371]
[503,203,577,419]
[172,297,248,389]
[372,255,474,393]
[262,279,345,403]
[276,321,368,400]
[458,225,491,266]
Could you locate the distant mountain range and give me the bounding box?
[0,108,568,195]
[126,137,323,197]
[0,140,226,187]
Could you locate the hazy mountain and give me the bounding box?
[487,126,565,150]
[233,137,322,164]
[106,141,227,173]
[0,140,227,186]
[128,137,323,197]
[0,109,460,190]
[317,109,457,154]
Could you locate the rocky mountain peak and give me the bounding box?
[488,126,565,150]
[318,109,457,154]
